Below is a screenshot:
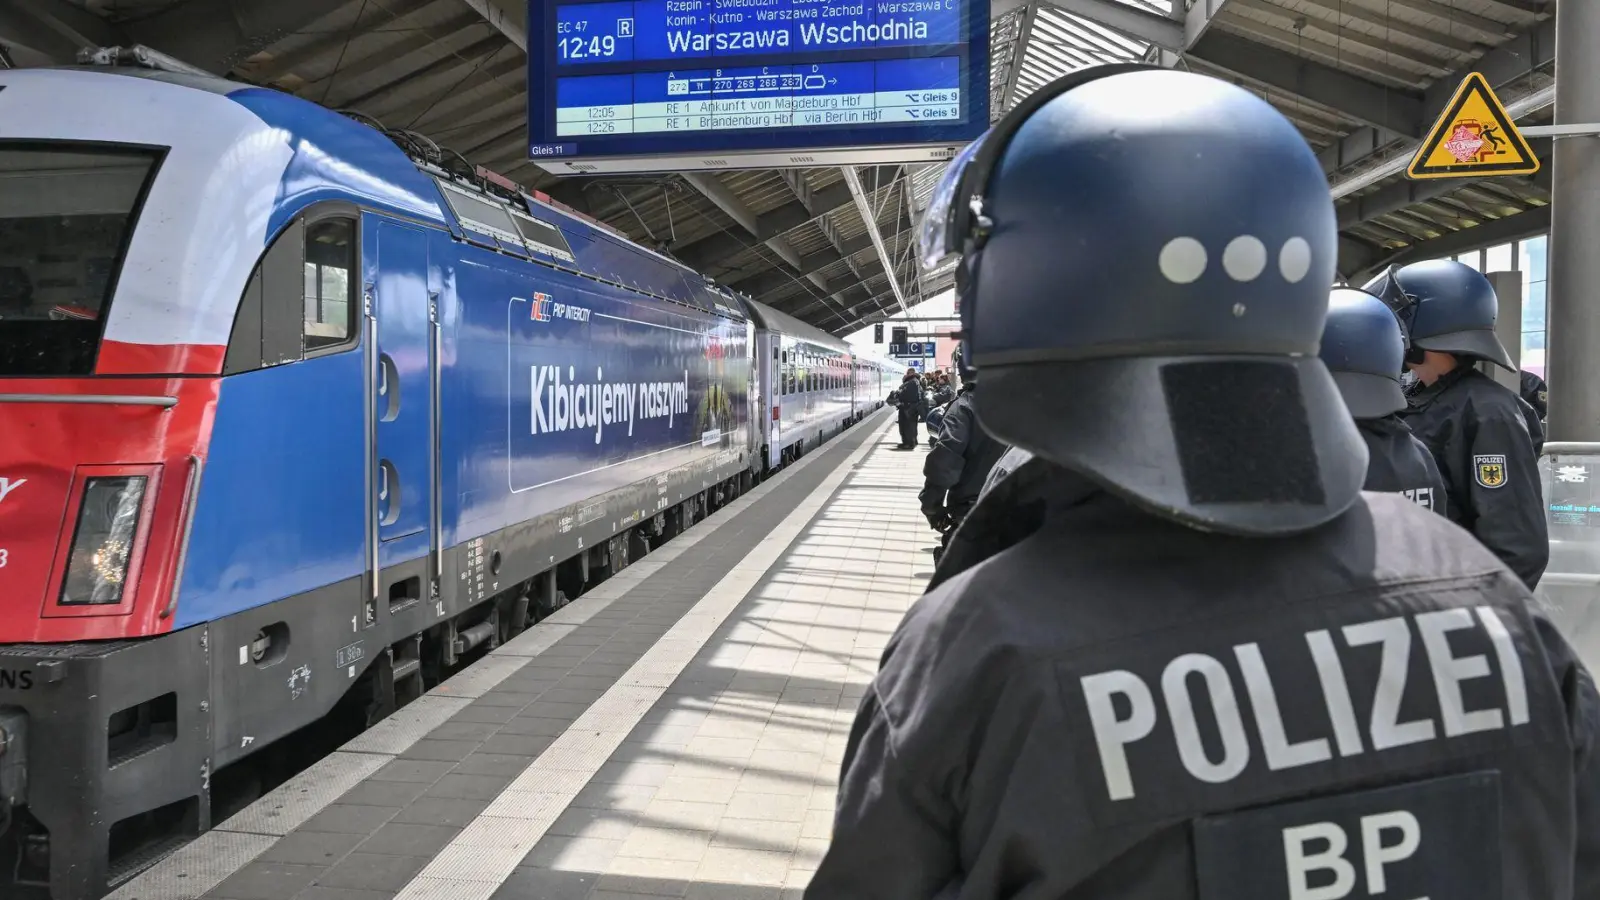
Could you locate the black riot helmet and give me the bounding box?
[1320,288,1409,419]
[1370,259,1516,370]
[917,65,1364,537]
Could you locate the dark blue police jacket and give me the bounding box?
[806,460,1600,900]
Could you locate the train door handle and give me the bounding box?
[378,459,401,526]
[378,354,400,421]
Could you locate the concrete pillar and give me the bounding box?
[1545,0,1600,442]
[1485,270,1523,392]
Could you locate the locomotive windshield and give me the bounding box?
[0,142,161,376]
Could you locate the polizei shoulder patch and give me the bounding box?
[1474,454,1508,489]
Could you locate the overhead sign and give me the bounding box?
[889,341,937,358]
[526,1,991,174]
[1406,72,1539,180]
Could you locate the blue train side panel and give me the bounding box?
[174,85,761,629]
[177,218,756,628]
[176,352,367,628]
[440,239,751,548]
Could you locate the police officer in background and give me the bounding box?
[924,371,958,448]
[1320,287,1447,515]
[806,64,1600,900]
[919,369,1007,563]
[1521,368,1549,423]
[1367,261,1548,589]
[889,368,922,450]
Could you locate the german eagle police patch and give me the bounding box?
[1474,454,1508,489]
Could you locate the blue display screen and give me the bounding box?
[528,0,989,162]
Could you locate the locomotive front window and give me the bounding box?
[0,142,161,376]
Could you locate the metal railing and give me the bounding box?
[1537,443,1600,668]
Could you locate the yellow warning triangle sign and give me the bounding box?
[1407,72,1540,179]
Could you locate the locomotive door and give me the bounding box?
[363,217,440,618]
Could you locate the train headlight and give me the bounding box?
[60,476,148,606]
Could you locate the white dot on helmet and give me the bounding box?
[1223,236,1268,282]
[1159,237,1207,284]
[1280,237,1313,283]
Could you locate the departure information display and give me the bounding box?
[527,0,989,170]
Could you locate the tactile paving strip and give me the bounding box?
[216,750,391,837]
[108,832,279,900]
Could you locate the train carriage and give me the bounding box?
[744,298,858,472]
[851,351,898,419]
[0,58,837,899]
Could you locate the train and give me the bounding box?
[0,55,902,899]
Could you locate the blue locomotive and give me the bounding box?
[0,56,898,898]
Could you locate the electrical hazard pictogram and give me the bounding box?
[1407,72,1540,180]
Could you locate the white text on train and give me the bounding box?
[1080,607,1530,800]
[0,477,24,507]
[530,366,690,444]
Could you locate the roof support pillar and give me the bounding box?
[1182,0,1226,49]
[682,172,842,314]
[843,166,909,315]
[1545,0,1600,442]
[1000,1,1039,114]
[1044,0,1183,50]
[456,0,525,52]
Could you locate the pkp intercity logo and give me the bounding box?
[530,292,553,323]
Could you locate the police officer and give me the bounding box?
[1369,261,1548,589]
[1321,287,1447,515]
[925,372,958,447]
[920,372,1008,562]
[806,65,1600,900]
[890,368,922,450]
[1521,368,1548,423]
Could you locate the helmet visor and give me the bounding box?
[1360,266,1416,345]
[918,132,989,271]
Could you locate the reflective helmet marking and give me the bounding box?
[1221,236,1268,282]
[1280,237,1314,283]
[1158,237,1207,284]
[1157,235,1317,286]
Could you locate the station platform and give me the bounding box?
[111,412,932,900]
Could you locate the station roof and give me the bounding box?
[0,0,1557,333]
